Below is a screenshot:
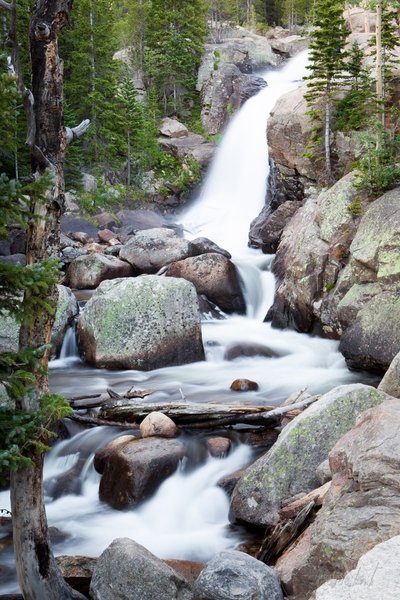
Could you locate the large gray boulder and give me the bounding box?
[97,437,187,509]
[158,133,215,169]
[277,398,400,599]
[315,535,400,600]
[66,253,133,289]
[119,228,196,274]
[192,550,283,600]
[90,538,192,600]
[166,253,246,314]
[77,276,204,370]
[230,384,390,528]
[378,351,400,398]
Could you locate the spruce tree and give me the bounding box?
[305,0,348,180]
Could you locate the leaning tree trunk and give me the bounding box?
[4,1,88,598]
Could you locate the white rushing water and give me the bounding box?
[1,50,371,594]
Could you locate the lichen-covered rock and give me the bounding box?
[98,437,187,509]
[230,384,390,528]
[314,535,400,600]
[158,133,215,168]
[90,538,192,600]
[66,253,133,289]
[77,276,204,370]
[278,399,400,599]
[119,228,196,274]
[192,550,283,600]
[339,289,400,372]
[166,253,245,314]
[378,351,400,398]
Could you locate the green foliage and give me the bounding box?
[347,195,362,217]
[0,394,72,481]
[356,119,400,196]
[157,154,202,196]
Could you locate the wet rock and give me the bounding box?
[140,411,180,439]
[217,470,245,497]
[249,201,302,253]
[230,384,390,528]
[99,437,187,509]
[191,238,231,259]
[224,343,278,361]
[66,253,133,289]
[91,538,192,600]
[206,437,231,457]
[378,351,400,398]
[56,555,97,596]
[77,276,204,370]
[119,228,196,274]
[94,435,137,474]
[198,295,227,320]
[192,550,283,600]
[230,379,259,392]
[166,253,246,314]
[277,398,400,599]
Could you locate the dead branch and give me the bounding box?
[65,119,90,144]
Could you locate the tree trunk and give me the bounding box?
[324,82,332,180]
[6,1,87,597]
[10,457,83,600]
[376,0,384,123]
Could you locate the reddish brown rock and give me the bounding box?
[230,378,259,392]
[206,436,231,457]
[140,411,180,439]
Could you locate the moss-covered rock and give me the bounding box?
[77,275,205,370]
[66,253,134,289]
[230,384,390,528]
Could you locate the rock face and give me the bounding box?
[119,228,196,274]
[192,550,283,600]
[90,538,192,600]
[277,399,400,599]
[98,437,187,509]
[314,535,400,600]
[158,133,215,169]
[77,276,205,370]
[166,253,246,314]
[198,30,278,134]
[66,253,133,289]
[267,173,359,332]
[378,351,400,398]
[230,384,390,528]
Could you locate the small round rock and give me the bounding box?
[140,411,180,439]
[230,379,259,392]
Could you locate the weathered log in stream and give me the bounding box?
[66,394,319,429]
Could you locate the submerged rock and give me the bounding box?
[230,384,390,528]
[77,276,205,370]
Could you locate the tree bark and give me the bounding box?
[375,0,384,123]
[324,81,332,180]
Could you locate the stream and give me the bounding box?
[0,49,371,594]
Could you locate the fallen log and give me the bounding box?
[98,395,319,428]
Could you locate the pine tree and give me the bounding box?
[305,0,348,180]
[144,0,207,117]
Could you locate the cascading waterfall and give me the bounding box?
[0,49,366,594]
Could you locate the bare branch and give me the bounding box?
[65,119,91,144]
[0,0,12,11]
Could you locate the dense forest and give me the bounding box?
[1,1,400,598]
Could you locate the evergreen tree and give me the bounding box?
[144,0,207,117]
[304,0,348,180]
[61,0,124,168]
